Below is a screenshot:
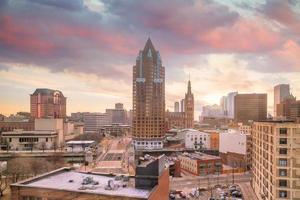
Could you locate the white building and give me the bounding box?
[65,140,96,152]
[180,129,211,150]
[238,123,252,134]
[219,129,248,155]
[35,118,64,145]
[2,129,58,150]
[201,104,223,118]
[83,112,110,133]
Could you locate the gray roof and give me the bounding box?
[32,88,64,96]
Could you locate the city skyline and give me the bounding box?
[1,0,300,117]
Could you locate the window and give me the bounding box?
[279,169,287,176]
[46,138,48,142]
[280,128,287,135]
[279,180,287,187]
[9,138,12,142]
[279,159,287,166]
[279,148,287,155]
[279,138,287,145]
[279,190,287,198]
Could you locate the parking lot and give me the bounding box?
[170,182,257,200]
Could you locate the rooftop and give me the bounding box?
[12,168,151,199]
[2,130,57,136]
[180,152,221,161]
[66,140,96,145]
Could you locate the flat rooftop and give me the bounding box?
[181,152,221,161]
[12,168,151,199]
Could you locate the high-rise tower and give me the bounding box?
[133,38,165,149]
[184,79,194,128]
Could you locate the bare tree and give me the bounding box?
[40,141,47,152]
[7,158,31,183]
[53,141,58,152]
[0,172,8,197]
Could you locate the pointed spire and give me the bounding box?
[143,37,156,52]
[187,76,192,94]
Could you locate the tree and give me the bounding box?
[0,172,8,197]
[40,141,47,152]
[7,158,31,183]
[53,141,58,152]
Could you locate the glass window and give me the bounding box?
[279,148,287,155]
[279,159,287,166]
[279,169,287,176]
[279,138,287,145]
[279,128,287,135]
[279,190,287,198]
[279,180,287,187]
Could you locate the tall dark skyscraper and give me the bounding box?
[132,38,165,149]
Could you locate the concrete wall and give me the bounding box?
[219,130,247,155]
[35,118,64,144]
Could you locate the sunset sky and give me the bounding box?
[0,0,300,117]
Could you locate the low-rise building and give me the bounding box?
[2,129,58,150]
[11,155,169,200]
[65,140,96,152]
[179,129,210,150]
[219,129,251,170]
[99,123,131,137]
[178,152,222,176]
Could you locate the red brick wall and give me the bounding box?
[149,168,169,200]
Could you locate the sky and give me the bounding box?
[0,0,300,118]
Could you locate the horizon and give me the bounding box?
[0,0,300,117]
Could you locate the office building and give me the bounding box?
[180,99,185,112]
[234,93,267,123]
[132,38,165,149]
[106,103,127,125]
[274,84,290,117]
[251,121,300,200]
[227,92,238,119]
[201,104,223,118]
[276,95,300,121]
[174,102,179,112]
[83,112,110,133]
[30,88,66,119]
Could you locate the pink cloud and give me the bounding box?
[200,19,281,52]
[0,16,55,55]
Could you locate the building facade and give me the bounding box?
[179,129,211,150]
[276,96,300,121]
[83,112,110,133]
[165,80,194,130]
[274,84,290,117]
[234,93,267,123]
[178,152,222,176]
[219,129,251,170]
[30,88,66,119]
[132,38,165,149]
[251,121,300,200]
[106,103,127,125]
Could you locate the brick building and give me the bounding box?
[30,88,66,119]
[178,152,222,176]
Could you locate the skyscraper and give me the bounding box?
[184,80,194,128]
[274,84,290,117]
[226,92,238,119]
[174,102,179,112]
[234,93,267,123]
[30,88,66,119]
[133,38,165,149]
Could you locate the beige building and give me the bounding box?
[251,121,300,200]
[132,38,165,149]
